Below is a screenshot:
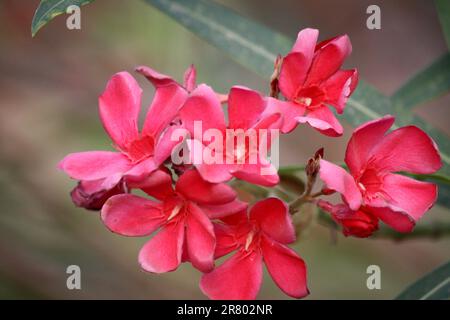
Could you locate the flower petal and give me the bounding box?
[319,159,362,210]
[366,206,415,233]
[345,115,395,177]
[232,161,280,187]
[180,84,226,135]
[176,169,236,205]
[101,194,164,236]
[58,151,131,181]
[305,35,352,86]
[143,84,188,139]
[369,126,442,174]
[128,169,175,200]
[200,250,263,300]
[296,106,343,137]
[99,72,141,150]
[213,222,239,259]
[249,198,295,244]
[138,221,185,273]
[153,125,185,166]
[264,99,305,133]
[185,203,215,272]
[135,65,178,87]
[124,157,157,180]
[198,199,248,219]
[322,69,358,114]
[373,173,438,222]
[186,139,234,183]
[279,52,310,99]
[228,86,266,130]
[291,28,319,65]
[261,236,309,299]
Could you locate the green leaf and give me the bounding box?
[31,0,95,37]
[396,260,450,300]
[435,0,450,50]
[392,53,450,110]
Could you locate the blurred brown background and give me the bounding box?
[0,0,449,299]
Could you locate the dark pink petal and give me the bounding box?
[198,199,248,219]
[101,194,164,236]
[176,169,236,205]
[200,250,263,300]
[369,126,442,174]
[296,106,343,136]
[345,115,395,177]
[186,139,234,183]
[291,28,319,65]
[138,221,184,273]
[279,52,310,99]
[322,69,358,114]
[143,84,188,139]
[213,223,239,259]
[58,151,131,181]
[128,169,175,200]
[153,125,186,166]
[261,236,309,299]
[228,86,266,130]
[183,64,197,92]
[264,98,305,133]
[180,84,226,135]
[99,72,141,150]
[125,158,158,181]
[185,203,215,272]
[305,35,352,86]
[232,161,280,187]
[319,159,362,210]
[135,65,178,87]
[373,173,438,222]
[249,198,295,244]
[366,206,415,233]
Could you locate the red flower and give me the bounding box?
[58,70,187,195]
[180,85,281,186]
[200,198,308,299]
[265,28,358,136]
[101,169,246,273]
[319,115,442,235]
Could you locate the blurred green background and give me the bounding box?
[0,0,449,299]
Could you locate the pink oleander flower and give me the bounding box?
[58,70,187,202]
[180,85,281,186]
[265,28,358,136]
[200,198,308,300]
[318,115,442,236]
[101,169,246,273]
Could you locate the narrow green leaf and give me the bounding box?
[31,0,95,37]
[392,53,450,110]
[396,260,450,300]
[435,0,450,50]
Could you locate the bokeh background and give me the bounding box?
[0,0,449,299]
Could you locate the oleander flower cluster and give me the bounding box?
[58,28,442,299]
